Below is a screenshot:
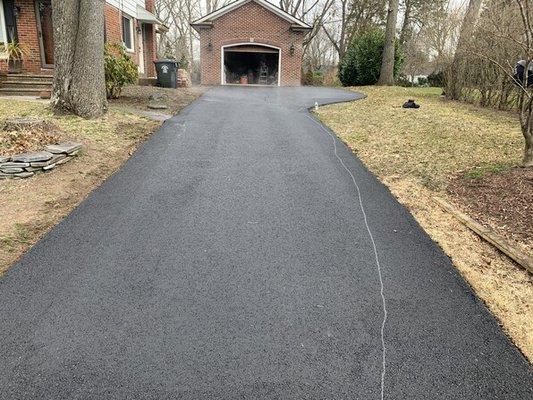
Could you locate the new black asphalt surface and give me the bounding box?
[0,87,531,399]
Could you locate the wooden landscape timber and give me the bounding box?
[434,197,533,274]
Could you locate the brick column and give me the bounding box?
[145,0,155,12]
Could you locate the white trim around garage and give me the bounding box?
[221,42,281,87]
[193,0,311,29]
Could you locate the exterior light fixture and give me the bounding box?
[14,6,21,17]
[289,44,295,56]
[207,41,213,51]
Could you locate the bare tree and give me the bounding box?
[454,0,532,166]
[508,0,532,166]
[378,0,400,85]
[322,0,387,60]
[447,0,483,99]
[399,0,447,45]
[416,1,462,70]
[156,0,202,64]
[278,0,334,51]
[51,0,106,118]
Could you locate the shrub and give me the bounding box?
[417,76,429,86]
[396,74,414,87]
[338,29,403,87]
[427,70,445,88]
[104,44,139,99]
[303,70,324,86]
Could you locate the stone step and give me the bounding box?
[2,81,52,88]
[4,74,53,81]
[0,88,44,96]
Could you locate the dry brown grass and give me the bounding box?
[110,85,205,115]
[316,86,533,362]
[0,86,204,276]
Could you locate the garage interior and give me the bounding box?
[223,45,279,85]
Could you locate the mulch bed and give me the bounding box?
[0,124,62,156]
[447,167,533,247]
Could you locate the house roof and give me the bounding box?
[190,0,312,30]
[137,5,162,25]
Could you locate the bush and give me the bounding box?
[427,71,445,88]
[303,70,324,86]
[396,74,414,87]
[338,29,403,87]
[104,44,139,99]
[417,76,428,86]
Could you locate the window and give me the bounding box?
[0,0,7,46]
[122,15,134,52]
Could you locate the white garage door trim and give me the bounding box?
[221,43,281,86]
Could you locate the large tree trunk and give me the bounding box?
[399,0,412,45]
[51,0,107,118]
[446,0,483,100]
[378,0,400,86]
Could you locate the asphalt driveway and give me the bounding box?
[0,87,531,399]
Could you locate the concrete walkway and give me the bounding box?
[0,87,531,399]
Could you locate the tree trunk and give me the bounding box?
[51,0,107,118]
[378,0,400,86]
[447,0,483,100]
[524,131,533,166]
[399,0,412,45]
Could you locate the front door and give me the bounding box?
[35,0,53,68]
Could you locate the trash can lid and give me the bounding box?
[154,59,178,64]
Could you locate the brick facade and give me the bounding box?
[0,0,42,74]
[196,1,307,86]
[1,0,158,77]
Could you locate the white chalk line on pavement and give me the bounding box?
[305,114,388,400]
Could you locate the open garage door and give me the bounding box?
[222,44,280,86]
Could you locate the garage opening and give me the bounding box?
[223,44,279,85]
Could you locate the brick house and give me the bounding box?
[0,0,163,78]
[191,0,311,86]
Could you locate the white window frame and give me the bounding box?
[122,14,135,53]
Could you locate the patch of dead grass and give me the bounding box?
[110,84,206,115]
[318,86,522,190]
[316,86,533,362]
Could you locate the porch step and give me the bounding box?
[0,87,46,96]
[3,74,53,81]
[2,81,53,89]
[0,74,52,96]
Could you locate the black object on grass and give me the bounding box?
[403,99,420,109]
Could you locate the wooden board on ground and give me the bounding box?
[434,197,533,274]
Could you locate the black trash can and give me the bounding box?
[154,60,179,88]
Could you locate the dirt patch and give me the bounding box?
[0,86,204,276]
[109,85,206,115]
[448,168,533,250]
[317,86,533,362]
